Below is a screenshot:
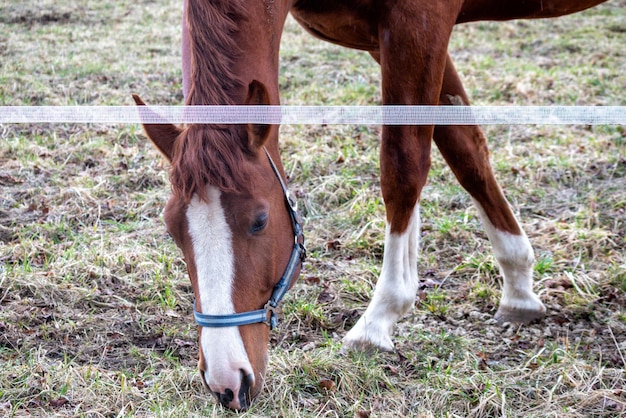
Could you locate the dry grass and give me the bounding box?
[1,0,625,416]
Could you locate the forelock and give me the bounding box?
[169,125,254,202]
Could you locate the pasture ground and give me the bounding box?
[1,0,625,416]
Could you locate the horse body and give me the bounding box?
[135,0,608,409]
[290,0,606,51]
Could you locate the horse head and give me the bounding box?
[133,80,303,410]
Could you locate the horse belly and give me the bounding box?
[291,0,379,51]
[458,0,609,22]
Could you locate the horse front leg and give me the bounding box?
[342,4,460,353]
[434,54,546,324]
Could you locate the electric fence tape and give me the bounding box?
[0,105,624,125]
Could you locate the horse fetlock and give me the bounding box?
[377,283,417,316]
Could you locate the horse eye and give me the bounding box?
[250,213,268,234]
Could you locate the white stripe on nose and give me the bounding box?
[186,186,252,399]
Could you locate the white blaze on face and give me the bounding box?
[186,186,253,391]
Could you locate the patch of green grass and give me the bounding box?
[421,288,450,317]
[468,281,498,305]
[535,253,555,276]
[457,253,500,281]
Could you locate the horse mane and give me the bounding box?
[170,0,252,202]
[170,125,254,201]
[185,0,246,106]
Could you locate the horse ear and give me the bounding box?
[132,94,181,162]
[245,80,271,151]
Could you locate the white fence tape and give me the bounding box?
[0,105,624,125]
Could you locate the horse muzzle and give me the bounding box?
[202,366,255,410]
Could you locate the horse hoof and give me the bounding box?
[340,337,395,355]
[341,321,395,354]
[495,303,546,325]
[340,338,395,355]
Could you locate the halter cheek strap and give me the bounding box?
[193,147,306,330]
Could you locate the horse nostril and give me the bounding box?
[208,370,255,410]
[215,388,235,407]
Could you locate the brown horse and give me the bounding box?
[133,0,608,410]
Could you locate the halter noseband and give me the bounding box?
[193,147,306,330]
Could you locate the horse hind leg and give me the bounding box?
[434,54,546,324]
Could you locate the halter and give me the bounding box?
[193,147,306,330]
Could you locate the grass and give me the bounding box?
[1,0,625,416]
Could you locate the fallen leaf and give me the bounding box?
[325,239,341,251]
[317,288,335,304]
[49,397,69,408]
[304,276,320,285]
[318,379,336,392]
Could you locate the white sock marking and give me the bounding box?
[472,200,543,311]
[343,204,421,351]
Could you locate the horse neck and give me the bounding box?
[185,0,291,107]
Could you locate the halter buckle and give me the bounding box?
[264,301,278,329]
